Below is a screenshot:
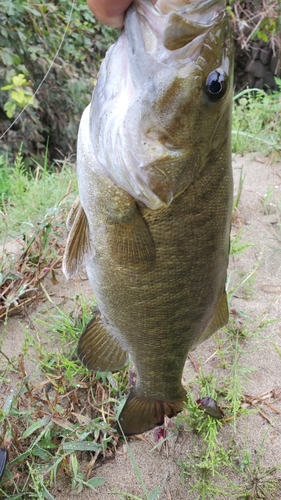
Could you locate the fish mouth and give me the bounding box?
[125,0,226,81]
[155,0,226,51]
[155,0,226,16]
[162,10,224,50]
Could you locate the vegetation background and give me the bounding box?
[0,0,118,164]
[0,0,280,165]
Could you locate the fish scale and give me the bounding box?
[63,0,233,435]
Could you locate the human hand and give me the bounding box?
[87,0,157,29]
[87,0,134,28]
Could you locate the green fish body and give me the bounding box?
[63,0,233,435]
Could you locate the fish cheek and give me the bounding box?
[151,76,200,146]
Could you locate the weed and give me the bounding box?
[228,248,261,301]
[262,186,278,216]
[0,149,77,238]
[232,82,281,157]
[233,166,246,211]
[177,394,237,498]
[0,149,77,319]
[175,289,280,499]
[0,156,13,204]
[230,433,281,499]
[230,231,254,257]
[114,422,167,500]
[273,344,281,358]
[0,294,128,497]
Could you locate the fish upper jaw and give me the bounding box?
[155,0,226,17]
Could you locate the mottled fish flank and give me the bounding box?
[63,0,234,435]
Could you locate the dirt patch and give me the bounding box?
[1,153,281,499]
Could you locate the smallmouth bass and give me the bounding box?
[63,0,233,435]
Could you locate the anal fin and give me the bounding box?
[106,204,156,270]
[195,291,229,348]
[63,198,91,279]
[78,308,128,372]
[117,388,185,436]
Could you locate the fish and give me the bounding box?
[63,0,234,436]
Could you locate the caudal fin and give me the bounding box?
[117,388,185,436]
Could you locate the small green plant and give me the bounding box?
[230,432,281,499]
[0,155,13,203]
[177,393,237,498]
[262,186,278,216]
[230,231,254,257]
[238,461,281,498]
[232,80,281,157]
[1,73,37,118]
[228,233,260,301]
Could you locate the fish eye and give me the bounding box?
[205,69,228,100]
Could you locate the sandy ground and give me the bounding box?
[1,153,281,499]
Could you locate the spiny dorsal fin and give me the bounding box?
[106,204,156,270]
[78,308,128,372]
[63,198,91,279]
[117,387,186,436]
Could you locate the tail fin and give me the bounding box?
[117,388,186,436]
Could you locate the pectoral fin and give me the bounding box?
[63,198,91,279]
[106,203,156,270]
[78,308,128,372]
[195,291,229,347]
[117,388,186,436]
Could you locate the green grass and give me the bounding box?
[0,148,77,238]
[232,78,281,158]
[0,149,77,321]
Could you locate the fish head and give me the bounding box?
[89,0,233,208]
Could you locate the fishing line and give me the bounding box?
[0,0,76,141]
